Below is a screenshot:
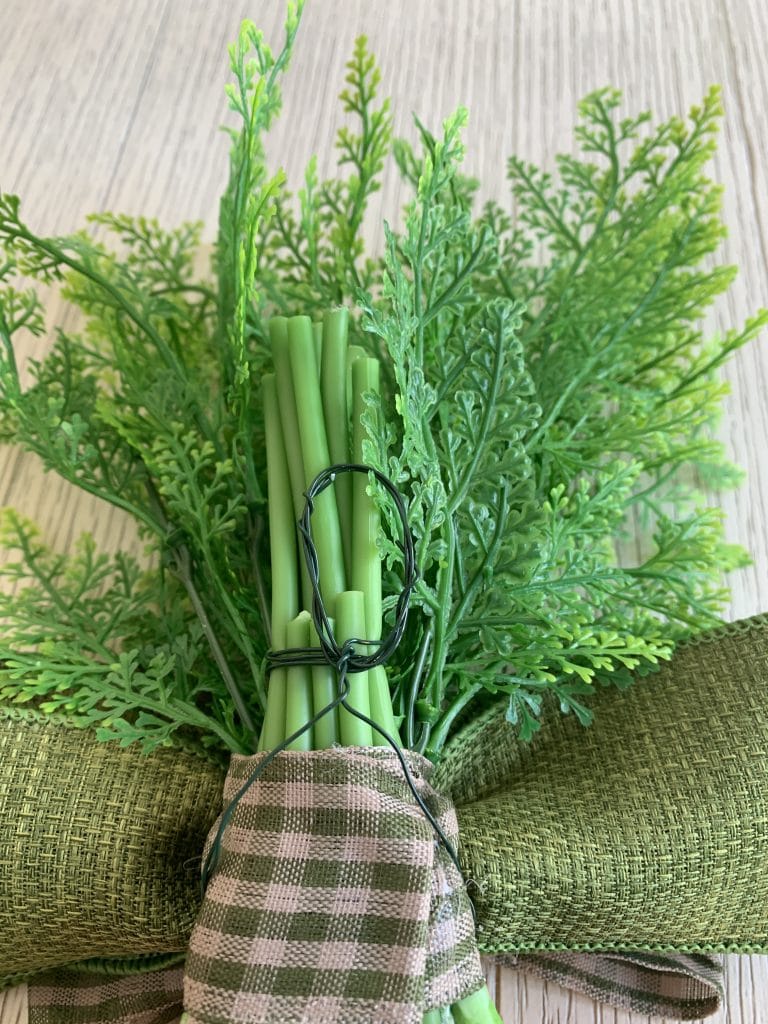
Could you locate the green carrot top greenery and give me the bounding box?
[0,0,764,760]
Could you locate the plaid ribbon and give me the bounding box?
[185,746,484,1024]
[28,968,185,1024]
[27,952,724,1023]
[498,952,723,1019]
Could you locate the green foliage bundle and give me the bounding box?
[0,1,764,757]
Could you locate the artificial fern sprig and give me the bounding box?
[0,6,764,755]
[0,510,242,754]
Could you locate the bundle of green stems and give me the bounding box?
[256,308,501,1024]
[257,307,398,753]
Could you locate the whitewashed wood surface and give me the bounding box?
[1,1,767,1021]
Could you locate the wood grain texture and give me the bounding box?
[1,1,767,1021]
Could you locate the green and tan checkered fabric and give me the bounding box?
[499,952,723,1019]
[25,953,724,1024]
[28,966,186,1024]
[423,782,485,1011]
[184,747,484,1024]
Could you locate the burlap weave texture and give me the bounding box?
[8,612,768,1020]
[435,613,768,954]
[0,708,224,986]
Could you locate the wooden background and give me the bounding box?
[1,0,767,1020]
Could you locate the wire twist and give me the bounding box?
[202,464,472,921]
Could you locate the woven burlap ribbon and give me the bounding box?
[11,611,768,1021]
[20,744,724,1024]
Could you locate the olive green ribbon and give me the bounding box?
[7,613,768,1019]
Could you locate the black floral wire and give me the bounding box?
[202,464,471,921]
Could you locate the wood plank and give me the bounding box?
[0,986,26,1024]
